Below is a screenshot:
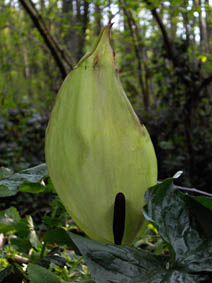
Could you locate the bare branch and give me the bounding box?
[12,254,29,264]
[19,0,74,78]
[176,185,212,197]
[143,0,175,63]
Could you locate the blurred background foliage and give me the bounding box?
[0,0,211,191]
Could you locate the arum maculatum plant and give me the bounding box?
[45,25,157,245]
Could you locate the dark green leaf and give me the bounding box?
[43,228,81,255]
[188,197,212,239]
[27,263,61,283]
[154,270,207,283]
[0,167,13,180]
[36,251,67,269]
[0,207,20,233]
[69,177,212,282]
[0,164,49,197]
[143,179,212,273]
[0,186,17,197]
[134,270,206,283]
[70,232,169,283]
[15,218,30,238]
[10,238,31,254]
[190,195,212,211]
[70,233,210,282]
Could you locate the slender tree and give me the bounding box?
[19,0,74,78]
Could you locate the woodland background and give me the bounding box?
[0,0,212,191]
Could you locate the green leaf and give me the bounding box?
[188,196,212,239]
[27,263,61,283]
[190,195,212,211]
[0,207,20,233]
[143,179,212,273]
[0,167,13,180]
[37,252,67,269]
[0,164,51,197]
[152,271,205,283]
[35,247,70,270]
[134,270,204,283]
[70,233,209,282]
[10,238,31,254]
[69,179,212,282]
[19,183,46,194]
[15,218,30,238]
[70,232,168,283]
[43,228,81,255]
[0,186,17,197]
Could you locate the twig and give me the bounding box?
[10,254,29,264]
[69,271,80,278]
[175,185,212,197]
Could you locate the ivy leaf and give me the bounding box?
[0,164,53,197]
[143,179,212,273]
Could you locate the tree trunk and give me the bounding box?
[94,1,102,36]
[169,4,177,41]
[181,0,190,46]
[198,0,207,52]
[107,0,113,24]
[119,0,150,110]
[19,0,73,79]
[62,0,77,57]
[205,0,212,51]
[76,0,89,59]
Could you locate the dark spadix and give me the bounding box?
[45,25,157,245]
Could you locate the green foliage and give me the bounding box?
[0,0,212,280]
[0,2,61,112]
[71,178,212,282]
[27,264,61,283]
[0,106,47,171]
[0,166,212,282]
[0,0,212,190]
[0,166,92,282]
[190,195,212,212]
[0,207,20,233]
[0,164,50,197]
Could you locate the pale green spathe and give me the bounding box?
[45,25,157,245]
